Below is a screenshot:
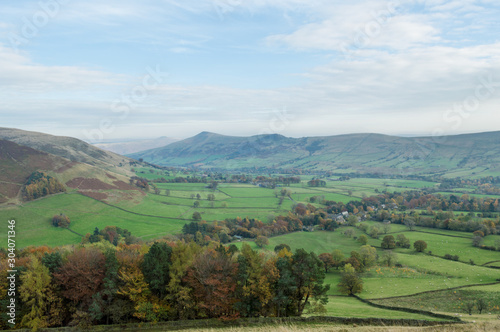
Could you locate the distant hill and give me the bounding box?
[92,136,178,155]
[0,128,133,176]
[0,129,146,206]
[130,131,500,176]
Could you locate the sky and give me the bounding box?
[1,0,499,142]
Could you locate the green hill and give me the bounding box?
[130,131,500,176]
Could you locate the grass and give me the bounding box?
[372,288,500,316]
[0,193,190,248]
[320,296,448,321]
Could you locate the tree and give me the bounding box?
[165,241,202,320]
[331,249,345,269]
[413,240,427,252]
[381,235,396,249]
[165,189,170,196]
[472,236,483,247]
[318,253,335,273]
[337,263,363,295]
[404,218,416,231]
[54,248,106,309]
[476,298,486,314]
[235,244,276,317]
[193,201,200,208]
[274,244,291,253]
[52,214,70,228]
[396,234,410,249]
[41,251,63,274]
[141,242,173,298]
[207,193,215,201]
[380,250,398,267]
[464,301,475,315]
[255,236,269,248]
[192,212,202,221]
[359,245,377,268]
[289,249,330,316]
[382,222,391,234]
[369,226,380,239]
[343,229,354,238]
[357,234,368,245]
[184,248,238,318]
[20,257,64,330]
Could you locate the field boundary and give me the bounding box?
[366,281,500,301]
[352,295,462,322]
[75,192,189,221]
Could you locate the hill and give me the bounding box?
[130,131,500,176]
[92,136,178,155]
[0,127,134,176]
[0,138,140,205]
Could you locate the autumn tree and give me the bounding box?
[183,248,238,318]
[337,263,363,295]
[255,236,269,248]
[165,241,202,320]
[52,214,70,228]
[20,257,64,330]
[54,248,106,310]
[318,253,335,273]
[235,244,276,317]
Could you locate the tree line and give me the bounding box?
[0,241,329,330]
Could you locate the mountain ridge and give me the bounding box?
[130,130,500,176]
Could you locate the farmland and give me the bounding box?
[1,167,499,327]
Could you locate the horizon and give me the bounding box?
[3,126,499,144]
[1,1,500,141]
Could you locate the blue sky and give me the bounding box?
[1,0,499,141]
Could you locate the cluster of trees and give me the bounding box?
[23,171,66,201]
[81,226,141,246]
[52,214,70,228]
[183,203,340,244]
[307,179,326,187]
[0,241,329,330]
[130,177,149,191]
[151,174,301,188]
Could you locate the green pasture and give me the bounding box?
[0,193,189,248]
[391,231,500,265]
[372,286,500,315]
[320,296,448,320]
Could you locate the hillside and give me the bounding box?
[130,131,500,176]
[0,139,140,205]
[0,127,134,176]
[92,136,178,155]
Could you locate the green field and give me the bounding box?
[2,171,500,323]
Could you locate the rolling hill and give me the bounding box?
[130,131,500,176]
[0,127,134,176]
[0,129,145,206]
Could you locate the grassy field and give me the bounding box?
[2,171,500,324]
